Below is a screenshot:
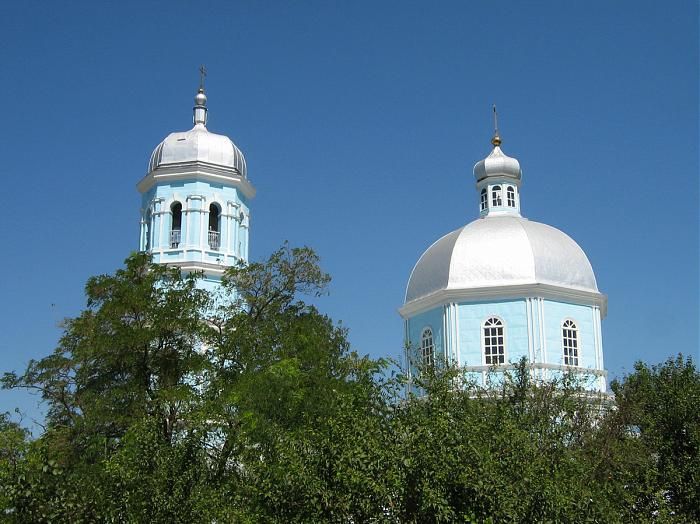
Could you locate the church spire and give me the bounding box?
[473,107,522,217]
[193,65,208,126]
[491,104,502,147]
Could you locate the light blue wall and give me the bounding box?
[406,307,445,365]
[478,177,521,217]
[405,296,605,392]
[140,179,250,267]
[457,299,528,367]
[542,300,596,369]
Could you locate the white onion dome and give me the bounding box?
[147,88,247,178]
[405,215,599,303]
[473,136,521,183]
[404,132,600,306]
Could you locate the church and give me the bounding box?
[399,124,607,393]
[137,81,607,393]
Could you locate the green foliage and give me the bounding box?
[100,419,212,523]
[236,354,400,523]
[0,412,29,512]
[1,247,698,522]
[611,355,700,521]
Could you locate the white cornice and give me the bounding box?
[456,361,608,377]
[137,161,256,199]
[399,283,607,319]
[159,260,229,278]
[476,176,522,189]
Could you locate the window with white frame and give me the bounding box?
[483,317,505,365]
[562,320,579,366]
[492,185,503,207]
[507,186,516,207]
[480,188,488,211]
[421,328,434,367]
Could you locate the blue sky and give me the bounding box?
[1,1,698,427]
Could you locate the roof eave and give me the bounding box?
[137,161,256,199]
[399,283,607,319]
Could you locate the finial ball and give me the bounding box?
[491,134,502,147]
[195,91,207,106]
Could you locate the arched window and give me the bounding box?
[170,202,182,248]
[208,203,221,250]
[562,320,579,366]
[480,188,488,211]
[492,186,502,207]
[483,317,505,365]
[507,186,516,207]
[421,328,434,367]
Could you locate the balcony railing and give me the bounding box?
[208,230,220,250]
[170,230,181,248]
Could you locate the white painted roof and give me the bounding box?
[473,145,521,182]
[148,124,247,177]
[405,215,598,303]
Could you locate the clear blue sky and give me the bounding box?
[1,1,698,427]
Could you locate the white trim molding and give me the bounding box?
[399,282,607,319]
[137,161,256,199]
[461,361,608,378]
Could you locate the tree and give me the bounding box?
[1,253,212,520]
[202,245,394,520]
[1,245,379,521]
[232,354,400,522]
[0,412,29,511]
[2,246,698,522]
[611,355,700,521]
[3,253,209,446]
[387,361,625,523]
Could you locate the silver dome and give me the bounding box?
[194,91,207,106]
[473,146,521,182]
[148,125,247,177]
[405,215,598,303]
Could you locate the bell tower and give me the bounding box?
[137,76,255,290]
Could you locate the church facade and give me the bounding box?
[136,83,254,293]
[400,132,607,392]
[136,81,607,392]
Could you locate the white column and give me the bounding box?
[233,207,240,258]
[591,306,599,370]
[594,306,606,390]
[538,298,547,381]
[201,198,208,251]
[404,319,412,396]
[226,201,234,255]
[525,298,534,364]
[241,212,249,261]
[442,305,449,362]
[596,308,604,369]
[139,212,146,251]
[453,303,460,366]
[185,195,205,250]
[184,196,192,247]
[153,198,164,251]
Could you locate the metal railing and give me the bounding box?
[170,230,181,248]
[208,230,220,250]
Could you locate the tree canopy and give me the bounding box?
[2,247,698,522]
